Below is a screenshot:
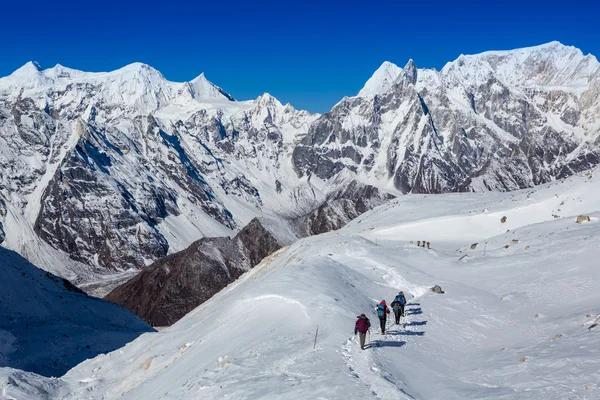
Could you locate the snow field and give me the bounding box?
[1,168,600,399]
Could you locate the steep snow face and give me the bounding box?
[186,73,236,101]
[294,41,600,194]
[358,61,403,97]
[2,167,599,399]
[0,247,154,377]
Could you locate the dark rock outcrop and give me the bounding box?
[105,218,281,326]
[0,197,6,244]
[292,180,395,236]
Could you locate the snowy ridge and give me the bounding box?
[442,41,600,90]
[294,41,600,194]
[1,167,599,399]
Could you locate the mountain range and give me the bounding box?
[1,41,599,296]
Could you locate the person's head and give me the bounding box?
[399,291,403,294]
[381,300,386,304]
[361,312,365,317]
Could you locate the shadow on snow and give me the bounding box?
[366,340,407,349]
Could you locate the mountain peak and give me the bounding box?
[256,92,280,104]
[358,61,402,97]
[403,59,418,84]
[188,72,235,101]
[114,62,163,77]
[10,61,43,77]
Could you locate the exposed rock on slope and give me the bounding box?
[293,42,600,193]
[0,197,6,244]
[105,218,281,326]
[292,180,395,236]
[0,246,154,377]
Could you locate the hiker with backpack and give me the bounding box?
[354,313,371,350]
[391,291,407,324]
[376,300,390,334]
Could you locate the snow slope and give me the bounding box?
[0,247,154,378]
[2,168,599,399]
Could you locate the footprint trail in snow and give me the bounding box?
[342,302,422,400]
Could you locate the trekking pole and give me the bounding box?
[313,325,319,350]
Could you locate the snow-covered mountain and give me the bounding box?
[294,41,600,193]
[0,61,386,288]
[0,246,153,377]
[2,166,599,399]
[1,41,600,292]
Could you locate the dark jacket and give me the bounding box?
[355,316,371,334]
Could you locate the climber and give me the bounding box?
[391,291,407,323]
[354,313,371,350]
[377,300,390,334]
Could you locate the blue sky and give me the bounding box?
[1,0,598,112]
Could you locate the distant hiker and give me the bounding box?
[391,291,407,324]
[422,240,426,248]
[427,241,430,249]
[417,241,421,247]
[377,300,390,334]
[355,313,371,350]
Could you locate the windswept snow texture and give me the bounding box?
[2,168,599,399]
[0,247,154,377]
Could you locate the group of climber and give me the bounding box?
[411,240,431,249]
[354,291,408,350]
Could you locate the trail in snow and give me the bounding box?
[342,305,421,400]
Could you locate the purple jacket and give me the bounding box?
[355,316,371,334]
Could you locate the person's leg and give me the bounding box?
[359,332,366,349]
[401,305,405,317]
[380,318,385,334]
[394,310,400,324]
